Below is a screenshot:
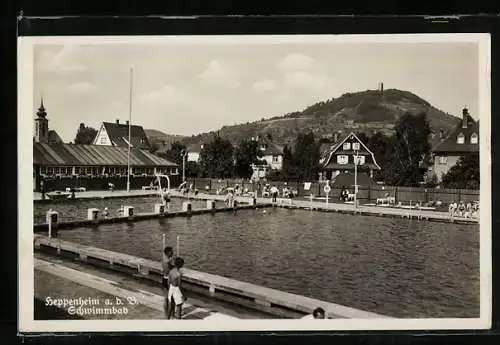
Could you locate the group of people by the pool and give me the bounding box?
[448,200,479,219]
[261,183,298,202]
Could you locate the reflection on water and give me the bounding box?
[54,207,479,318]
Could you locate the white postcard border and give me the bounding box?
[18,33,492,333]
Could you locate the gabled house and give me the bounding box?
[186,143,204,162]
[431,107,479,182]
[250,136,283,180]
[319,132,381,180]
[93,119,152,151]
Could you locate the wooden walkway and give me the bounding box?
[34,189,477,225]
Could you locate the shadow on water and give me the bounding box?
[54,207,479,319]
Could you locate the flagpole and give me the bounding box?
[127,68,133,192]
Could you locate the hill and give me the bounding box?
[144,129,187,148]
[150,89,462,149]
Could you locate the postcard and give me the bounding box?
[18,33,491,333]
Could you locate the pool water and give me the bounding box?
[33,196,224,225]
[50,207,480,318]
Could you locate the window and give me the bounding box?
[439,156,448,164]
[352,142,360,150]
[471,133,478,144]
[457,133,465,144]
[272,156,279,163]
[86,167,92,175]
[100,136,107,145]
[354,155,365,165]
[54,167,60,175]
[343,142,351,150]
[337,155,349,164]
[47,167,53,175]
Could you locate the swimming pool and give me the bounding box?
[33,196,224,225]
[50,207,479,318]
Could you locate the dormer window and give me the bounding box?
[471,133,478,144]
[343,142,351,150]
[352,142,360,151]
[457,133,465,144]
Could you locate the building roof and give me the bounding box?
[320,132,381,170]
[332,172,377,187]
[186,143,204,153]
[324,162,380,170]
[102,122,151,150]
[260,141,283,156]
[34,142,177,167]
[432,110,479,154]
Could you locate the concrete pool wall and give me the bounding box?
[34,234,391,319]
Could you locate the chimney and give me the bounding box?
[116,119,119,124]
[462,107,469,129]
[334,133,339,143]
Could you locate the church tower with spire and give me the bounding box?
[34,98,49,143]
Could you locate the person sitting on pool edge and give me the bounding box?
[167,257,187,319]
[162,246,176,317]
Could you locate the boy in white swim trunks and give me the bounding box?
[162,246,175,317]
[166,257,186,319]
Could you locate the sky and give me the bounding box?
[32,38,481,143]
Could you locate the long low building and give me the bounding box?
[34,142,178,177]
[33,142,179,192]
[32,99,178,192]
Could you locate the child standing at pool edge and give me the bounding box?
[162,246,175,318]
[167,257,186,319]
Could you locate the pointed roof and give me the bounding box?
[319,132,381,170]
[36,98,47,118]
[102,122,151,150]
[432,109,479,154]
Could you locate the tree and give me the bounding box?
[281,144,295,180]
[441,154,479,189]
[290,132,321,181]
[234,139,263,179]
[163,141,186,166]
[199,134,235,178]
[365,132,394,182]
[74,123,98,145]
[185,161,201,178]
[387,112,431,186]
[149,141,161,154]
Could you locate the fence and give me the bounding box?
[184,178,480,205]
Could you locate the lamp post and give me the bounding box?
[181,150,187,183]
[354,151,360,209]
